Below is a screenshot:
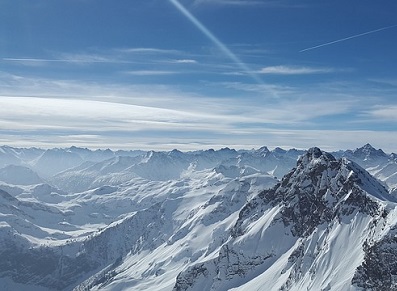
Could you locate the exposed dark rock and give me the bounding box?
[352,226,397,291]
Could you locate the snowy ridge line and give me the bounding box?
[173,147,397,291]
[0,145,397,290]
[0,143,396,190]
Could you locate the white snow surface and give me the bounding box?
[0,145,397,290]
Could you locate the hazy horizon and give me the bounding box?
[1,0,396,151]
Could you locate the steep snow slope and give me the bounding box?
[0,146,138,181]
[341,144,397,189]
[1,145,397,291]
[50,147,301,194]
[0,162,277,290]
[0,165,43,185]
[1,144,395,189]
[79,171,277,291]
[0,146,24,167]
[32,149,85,178]
[51,155,142,193]
[173,148,397,291]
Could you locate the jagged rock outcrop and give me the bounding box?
[1,145,397,291]
[352,225,397,291]
[0,202,170,290]
[174,148,395,291]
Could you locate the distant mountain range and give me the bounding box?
[0,144,397,290]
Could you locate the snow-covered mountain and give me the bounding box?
[0,146,144,181]
[0,158,277,290]
[3,144,395,190]
[174,147,397,290]
[48,147,302,194]
[336,143,397,189]
[0,144,397,290]
[0,165,43,185]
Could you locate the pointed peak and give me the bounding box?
[353,144,386,157]
[356,143,376,152]
[304,147,335,161]
[273,147,286,153]
[307,147,323,158]
[256,146,269,155]
[169,149,183,154]
[363,143,374,149]
[358,143,377,153]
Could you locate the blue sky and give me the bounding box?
[1,0,397,151]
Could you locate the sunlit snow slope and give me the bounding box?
[0,145,396,290]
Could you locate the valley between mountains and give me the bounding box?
[1,144,397,291]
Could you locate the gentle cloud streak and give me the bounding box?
[258,66,334,75]
[173,59,198,64]
[366,106,397,121]
[0,73,362,148]
[2,1,396,152]
[125,70,179,76]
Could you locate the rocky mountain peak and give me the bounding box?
[272,147,287,155]
[235,148,385,238]
[1,145,397,291]
[297,146,336,168]
[256,146,270,156]
[174,148,394,291]
[353,143,387,159]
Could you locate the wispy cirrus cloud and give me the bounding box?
[171,59,198,64]
[0,72,395,151]
[0,73,355,129]
[365,105,397,121]
[3,46,265,78]
[125,70,179,76]
[116,47,182,55]
[2,54,124,65]
[258,65,335,75]
[369,78,397,87]
[56,53,123,64]
[2,47,187,67]
[2,53,120,63]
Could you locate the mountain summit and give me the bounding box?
[1,146,397,290]
[174,148,395,291]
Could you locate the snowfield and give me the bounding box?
[0,144,396,290]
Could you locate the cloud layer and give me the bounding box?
[258,65,335,75]
[2,1,396,152]
[0,70,395,151]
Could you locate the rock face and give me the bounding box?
[1,145,397,291]
[352,225,397,291]
[173,148,395,291]
[0,201,169,291]
[255,147,387,236]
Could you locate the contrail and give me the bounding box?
[169,0,262,84]
[300,24,397,52]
